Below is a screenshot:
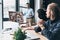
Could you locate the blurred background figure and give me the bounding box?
[34,9,48,32]
[37,9,48,25]
[23,3,34,27]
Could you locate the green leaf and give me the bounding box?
[13,28,26,40]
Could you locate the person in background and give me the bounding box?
[37,9,48,27]
[23,3,34,27]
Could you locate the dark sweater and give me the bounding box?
[42,19,60,40]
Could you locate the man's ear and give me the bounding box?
[51,10,54,16]
[50,10,55,20]
[48,10,51,17]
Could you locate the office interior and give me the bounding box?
[0,0,59,30]
[0,0,60,40]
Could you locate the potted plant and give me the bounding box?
[13,28,26,40]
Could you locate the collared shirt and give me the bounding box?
[23,8,34,19]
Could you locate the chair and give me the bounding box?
[9,11,16,22]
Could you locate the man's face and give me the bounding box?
[26,4,30,8]
[46,6,51,18]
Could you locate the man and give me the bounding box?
[37,9,48,26]
[34,9,48,32]
[23,3,34,26]
[41,3,60,40]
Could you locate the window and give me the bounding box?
[3,0,30,18]
[3,0,16,18]
[20,0,29,7]
[19,0,29,12]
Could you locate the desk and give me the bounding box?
[3,21,19,29]
[0,29,48,40]
[20,24,48,40]
[0,21,19,40]
[0,23,48,40]
[22,28,48,40]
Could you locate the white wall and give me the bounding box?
[0,0,2,31]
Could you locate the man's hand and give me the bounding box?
[37,19,45,30]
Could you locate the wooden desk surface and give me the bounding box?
[21,24,48,40]
[22,27,48,40]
